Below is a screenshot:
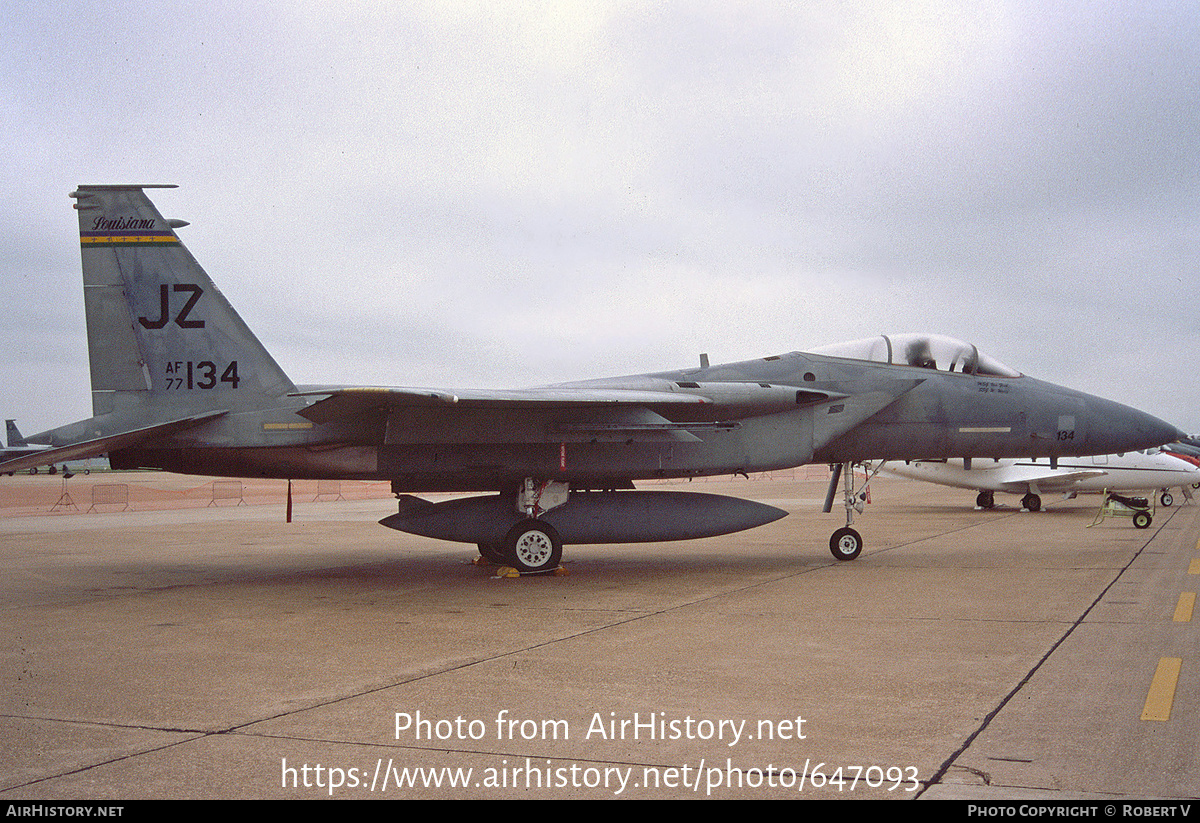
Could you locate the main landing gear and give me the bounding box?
[495,520,563,574]
[477,480,567,575]
[824,462,884,561]
[977,490,1041,511]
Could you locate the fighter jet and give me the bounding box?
[877,450,1200,511]
[1,420,53,473]
[0,185,1182,570]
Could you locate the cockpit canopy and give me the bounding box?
[808,334,1022,378]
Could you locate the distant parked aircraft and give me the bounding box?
[880,450,1199,510]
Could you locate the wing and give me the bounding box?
[291,383,842,444]
[994,467,1109,494]
[292,385,708,423]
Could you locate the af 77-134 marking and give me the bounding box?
[1,185,1182,572]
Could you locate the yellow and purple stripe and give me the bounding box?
[80,230,179,247]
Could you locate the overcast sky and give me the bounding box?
[2,1,1197,438]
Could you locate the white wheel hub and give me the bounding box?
[514,530,553,566]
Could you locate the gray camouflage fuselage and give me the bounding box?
[99,354,1168,491]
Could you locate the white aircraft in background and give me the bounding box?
[878,450,1200,511]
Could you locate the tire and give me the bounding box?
[1160,492,1174,507]
[1133,511,1152,529]
[829,527,863,561]
[503,521,563,574]
[477,542,507,564]
[1022,493,1041,512]
[976,491,995,509]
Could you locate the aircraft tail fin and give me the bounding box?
[70,185,296,417]
[5,420,27,448]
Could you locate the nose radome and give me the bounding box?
[1087,396,1183,454]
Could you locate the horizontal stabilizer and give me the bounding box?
[0,411,226,474]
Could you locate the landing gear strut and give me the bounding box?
[824,462,883,561]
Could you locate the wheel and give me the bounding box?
[1160,492,1174,507]
[1133,511,1152,529]
[503,521,563,574]
[476,542,507,564]
[829,527,863,561]
[1022,493,1041,512]
[976,491,995,509]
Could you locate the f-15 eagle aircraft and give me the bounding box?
[0,185,1181,571]
[878,450,1200,511]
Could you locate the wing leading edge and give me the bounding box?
[292,383,844,424]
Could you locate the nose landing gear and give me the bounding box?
[823,462,884,561]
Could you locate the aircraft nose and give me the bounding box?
[1086,395,1183,454]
